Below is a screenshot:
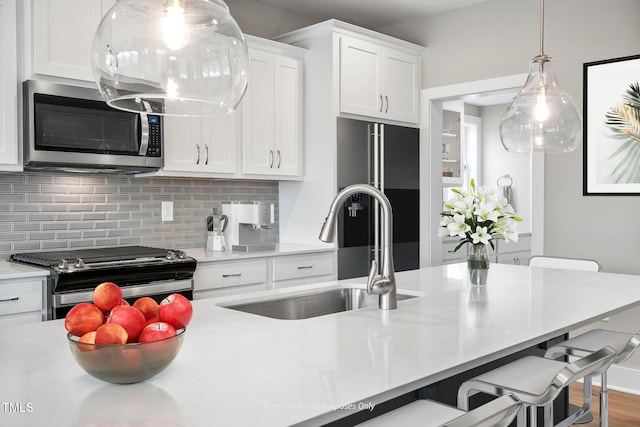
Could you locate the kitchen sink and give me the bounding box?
[220,287,418,320]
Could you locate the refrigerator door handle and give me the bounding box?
[380,124,385,193]
[373,123,380,268]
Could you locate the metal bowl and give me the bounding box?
[67,328,185,384]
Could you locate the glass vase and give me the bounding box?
[467,244,489,286]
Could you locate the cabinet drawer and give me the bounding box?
[194,260,268,291]
[272,253,334,282]
[0,279,43,316]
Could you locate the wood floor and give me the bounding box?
[568,383,640,426]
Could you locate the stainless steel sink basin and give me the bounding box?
[221,287,417,320]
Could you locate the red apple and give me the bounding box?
[77,331,97,352]
[93,282,123,312]
[65,303,105,336]
[140,322,181,366]
[158,294,192,329]
[133,297,159,320]
[95,323,128,345]
[138,321,177,343]
[107,305,146,343]
[120,299,131,306]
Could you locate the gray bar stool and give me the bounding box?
[545,329,640,427]
[356,394,521,427]
[457,347,616,427]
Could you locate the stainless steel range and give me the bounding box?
[10,246,196,320]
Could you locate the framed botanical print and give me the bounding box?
[583,54,640,195]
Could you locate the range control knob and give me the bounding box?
[58,259,69,271]
[175,250,186,259]
[75,258,85,268]
[166,251,176,260]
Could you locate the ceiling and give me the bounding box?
[254,0,489,28]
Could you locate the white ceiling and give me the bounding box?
[254,0,489,28]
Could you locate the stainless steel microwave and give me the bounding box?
[22,80,164,174]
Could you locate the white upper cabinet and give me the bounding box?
[242,39,304,178]
[162,113,238,176]
[0,0,19,171]
[32,0,115,81]
[339,35,420,123]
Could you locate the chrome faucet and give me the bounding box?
[319,184,397,310]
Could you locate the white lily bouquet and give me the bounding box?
[439,179,522,254]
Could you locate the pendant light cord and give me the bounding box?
[539,0,545,55]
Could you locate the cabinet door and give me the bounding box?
[162,116,201,172]
[273,55,302,177]
[201,112,237,174]
[33,0,113,81]
[242,49,275,175]
[0,0,18,170]
[339,36,384,119]
[383,50,420,123]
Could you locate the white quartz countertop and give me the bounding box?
[0,260,49,280]
[185,243,335,263]
[2,263,640,426]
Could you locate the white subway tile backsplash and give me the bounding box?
[0,173,278,258]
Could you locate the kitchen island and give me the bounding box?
[1,263,640,426]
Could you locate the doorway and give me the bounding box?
[419,74,544,267]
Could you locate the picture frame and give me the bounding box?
[583,54,640,196]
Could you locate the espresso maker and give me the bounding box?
[205,208,228,252]
[221,202,275,252]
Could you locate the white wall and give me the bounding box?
[226,0,320,38]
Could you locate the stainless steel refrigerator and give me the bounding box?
[337,117,420,279]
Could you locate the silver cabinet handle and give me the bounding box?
[384,95,389,113]
[379,94,383,112]
[277,150,281,168]
[269,149,274,168]
[0,296,19,302]
[195,143,201,165]
[297,265,313,270]
[222,273,242,278]
[205,144,209,166]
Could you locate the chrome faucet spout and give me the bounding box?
[319,184,397,310]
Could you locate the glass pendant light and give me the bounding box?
[499,0,581,153]
[92,0,249,116]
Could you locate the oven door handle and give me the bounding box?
[53,279,194,307]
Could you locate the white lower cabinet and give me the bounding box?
[193,259,268,299]
[0,277,45,325]
[271,252,335,288]
[193,252,336,299]
[441,234,531,266]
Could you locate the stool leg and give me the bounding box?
[543,403,553,427]
[574,376,594,424]
[600,371,609,427]
[529,405,537,427]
